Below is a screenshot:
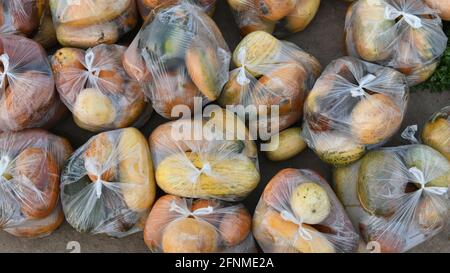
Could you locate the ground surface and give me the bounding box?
[0,0,448,253]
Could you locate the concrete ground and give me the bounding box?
[0,0,448,253]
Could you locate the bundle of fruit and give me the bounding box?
[123,1,230,119]
[51,44,151,132]
[227,0,320,37]
[0,129,73,238]
[137,0,216,20]
[49,0,138,48]
[302,56,408,167]
[345,0,448,86]
[60,128,156,237]
[0,0,57,48]
[422,106,449,160]
[219,31,321,136]
[333,145,449,252]
[253,169,360,253]
[0,34,66,132]
[150,109,260,201]
[424,0,450,21]
[143,195,256,253]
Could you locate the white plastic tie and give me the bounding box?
[408,167,426,186]
[350,74,376,97]
[94,178,102,199]
[385,5,423,29]
[280,210,312,241]
[0,54,10,88]
[85,50,100,77]
[236,47,250,85]
[401,125,420,144]
[169,201,214,218]
[0,156,10,178]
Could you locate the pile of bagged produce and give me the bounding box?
[0,0,448,254]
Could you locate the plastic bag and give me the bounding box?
[0,34,65,132]
[227,0,320,37]
[49,0,138,48]
[218,31,321,136]
[0,129,73,238]
[143,194,256,253]
[345,0,448,86]
[123,1,230,119]
[422,106,449,161]
[60,128,156,237]
[253,168,360,253]
[302,56,408,167]
[424,0,450,21]
[150,109,260,201]
[137,0,216,20]
[333,144,449,253]
[51,44,152,133]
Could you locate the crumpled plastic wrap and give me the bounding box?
[60,127,156,237]
[150,109,260,201]
[345,0,448,86]
[144,194,256,253]
[302,56,408,167]
[421,106,449,161]
[227,0,321,37]
[0,34,65,132]
[253,168,360,253]
[218,31,321,136]
[424,0,450,21]
[49,0,138,48]
[0,129,73,238]
[137,0,216,20]
[123,1,230,119]
[333,144,449,253]
[51,44,151,133]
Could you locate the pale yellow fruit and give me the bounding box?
[73,88,116,130]
[332,163,360,207]
[263,210,335,253]
[56,22,119,48]
[422,111,450,161]
[155,152,260,200]
[162,218,219,253]
[290,182,331,224]
[265,127,306,161]
[314,132,365,166]
[285,0,321,33]
[118,128,155,211]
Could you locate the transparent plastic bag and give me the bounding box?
[51,44,152,133]
[60,127,156,237]
[227,0,320,37]
[424,0,450,21]
[150,109,260,201]
[49,0,138,48]
[332,144,449,253]
[253,168,360,253]
[345,0,448,86]
[302,56,408,167]
[123,1,231,119]
[0,34,65,132]
[0,129,73,238]
[218,31,321,136]
[143,194,256,253]
[137,0,216,20]
[422,106,449,161]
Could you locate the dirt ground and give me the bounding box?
[0,0,448,253]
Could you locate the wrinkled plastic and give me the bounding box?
[49,0,138,48]
[123,1,230,119]
[60,127,156,237]
[144,194,256,253]
[345,0,448,86]
[219,31,321,136]
[227,0,321,37]
[424,0,450,21]
[0,129,72,238]
[332,144,449,253]
[51,44,152,133]
[421,106,450,161]
[0,34,64,132]
[150,109,260,201]
[137,0,217,19]
[302,56,408,167]
[253,168,360,253]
